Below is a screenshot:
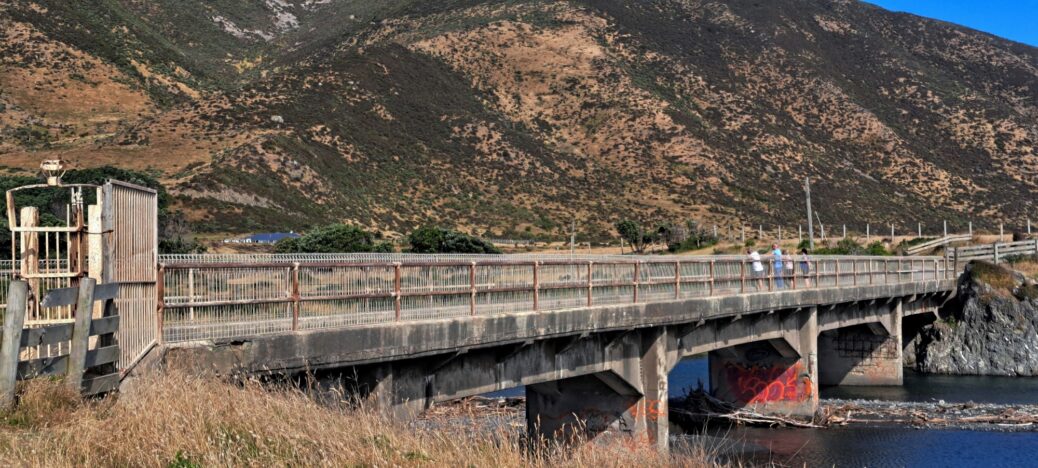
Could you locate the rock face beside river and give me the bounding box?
[914,262,1038,376]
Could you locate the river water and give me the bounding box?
[669,357,1038,467]
[484,357,1038,466]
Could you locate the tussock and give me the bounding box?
[0,373,716,467]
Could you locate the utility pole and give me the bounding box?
[804,177,814,250]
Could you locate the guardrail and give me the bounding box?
[158,255,953,343]
[904,234,973,255]
[952,239,1038,263]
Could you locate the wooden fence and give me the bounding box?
[952,239,1038,264]
[0,279,120,409]
[904,234,973,256]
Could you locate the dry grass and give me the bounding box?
[0,373,717,467]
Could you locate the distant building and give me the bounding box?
[224,232,301,244]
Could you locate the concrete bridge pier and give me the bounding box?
[708,307,819,417]
[818,300,903,386]
[526,327,673,451]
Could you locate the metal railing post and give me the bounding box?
[708,260,715,296]
[469,262,477,316]
[291,263,300,331]
[835,259,840,287]
[532,262,540,311]
[674,261,681,299]
[740,260,746,293]
[393,263,401,321]
[852,259,858,286]
[156,264,165,345]
[633,262,641,303]
[587,262,594,307]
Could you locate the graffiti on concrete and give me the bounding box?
[723,361,813,404]
[628,398,665,421]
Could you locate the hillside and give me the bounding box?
[1,0,1036,238]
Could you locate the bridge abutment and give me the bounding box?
[818,300,903,386]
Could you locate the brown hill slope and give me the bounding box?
[1,0,1036,238]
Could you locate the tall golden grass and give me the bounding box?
[0,373,718,467]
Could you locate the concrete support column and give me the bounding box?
[818,300,903,386]
[708,307,818,418]
[526,327,672,451]
[364,362,430,420]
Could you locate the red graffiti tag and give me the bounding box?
[723,361,813,404]
[627,399,665,421]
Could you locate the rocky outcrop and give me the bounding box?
[915,262,1038,376]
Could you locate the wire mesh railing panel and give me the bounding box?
[539,286,587,310]
[400,293,470,321]
[163,302,292,342]
[640,262,677,282]
[400,265,470,295]
[164,267,291,305]
[592,263,635,286]
[299,298,395,329]
[476,290,534,315]
[538,264,588,288]
[476,264,533,291]
[592,285,634,306]
[640,282,676,302]
[299,266,394,298]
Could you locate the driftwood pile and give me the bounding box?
[822,400,1038,429]
[671,389,822,428]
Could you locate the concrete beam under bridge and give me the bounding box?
[162,280,954,451]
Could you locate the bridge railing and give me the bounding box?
[156,255,953,343]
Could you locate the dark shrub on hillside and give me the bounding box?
[276,224,392,253]
[407,226,500,254]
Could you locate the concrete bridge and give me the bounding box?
[155,254,956,450]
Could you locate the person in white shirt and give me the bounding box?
[748,248,764,290]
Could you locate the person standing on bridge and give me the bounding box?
[772,244,784,289]
[799,248,812,287]
[748,248,764,290]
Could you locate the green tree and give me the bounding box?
[407,226,500,254]
[615,219,646,253]
[275,224,392,253]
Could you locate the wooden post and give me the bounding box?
[969,221,973,238]
[842,224,846,239]
[866,224,870,243]
[759,225,763,240]
[0,281,28,410]
[944,220,948,238]
[799,225,803,242]
[918,222,922,238]
[291,264,300,330]
[393,263,402,321]
[1000,223,1005,242]
[994,243,1000,264]
[741,226,745,244]
[67,279,96,391]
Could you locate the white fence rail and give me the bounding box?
[904,234,973,256]
[952,240,1038,263]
